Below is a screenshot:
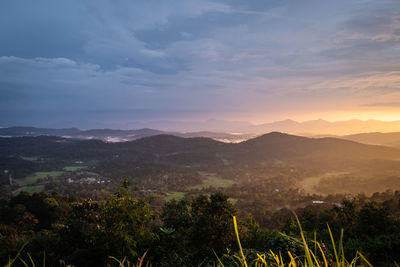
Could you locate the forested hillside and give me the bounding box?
[2,133,400,265]
[2,133,400,200]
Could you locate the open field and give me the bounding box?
[16,171,64,186]
[298,171,349,195]
[164,191,186,201]
[13,185,45,195]
[20,156,38,161]
[63,166,88,171]
[190,171,235,189]
[229,198,238,205]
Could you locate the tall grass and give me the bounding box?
[3,244,50,267]
[218,215,373,267]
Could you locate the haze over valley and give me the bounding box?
[2,128,400,199]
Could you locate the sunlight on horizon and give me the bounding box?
[249,109,400,125]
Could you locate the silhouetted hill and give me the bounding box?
[3,119,400,136]
[251,119,400,135]
[133,118,400,134]
[1,132,400,165]
[126,134,226,154]
[341,132,400,149]
[226,132,400,164]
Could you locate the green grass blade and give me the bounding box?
[27,253,35,267]
[287,251,297,267]
[279,251,284,266]
[316,242,328,267]
[213,250,225,267]
[233,216,248,267]
[293,212,314,267]
[357,251,373,267]
[256,253,267,265]
[327,224,339,266]
[269,249,279,265]
[314,231,317,259]
[309,249,320,267]
[108,256,125,266]
[7,243,27,267]
[18,257,29,267]
[338,228,344,265]
[348,253,359,267]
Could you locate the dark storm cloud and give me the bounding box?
[1,0,400,128]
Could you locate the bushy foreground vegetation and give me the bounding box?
[1,183,400,266]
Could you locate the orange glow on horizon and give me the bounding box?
[249,109,400,125]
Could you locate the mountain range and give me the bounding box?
[2,119,400,139]
[2,132,400,165]
[212,118,400,135]
[0,126,255,143]
[340,132,400,149]
[113,118,400,135]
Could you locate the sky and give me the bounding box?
[1,0,400,129]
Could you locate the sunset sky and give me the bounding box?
[1,0,400,129]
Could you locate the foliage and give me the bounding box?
[152,192,237,265]
[2,188,400,266]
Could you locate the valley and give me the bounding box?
[2,131,400,209]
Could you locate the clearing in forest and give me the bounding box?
[164,191,186,201]
[17,171,64,186]
[13,185,45,195]
[190,171,235,189]
[298,171,349,195]
[63,166,88,171]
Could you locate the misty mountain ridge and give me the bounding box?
[0,126,255,143]
[2,118,400,138]
[340,132,400,149]
[100,118,400,134]
[2,131,400,165]
[252,119,400,135]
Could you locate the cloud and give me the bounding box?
[307,71,400,92]
[320,2,400,62]
[361,102,400,107]
[1,0,400,127]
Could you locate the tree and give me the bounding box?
[156,192,236,265]
[99,181,155,262]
